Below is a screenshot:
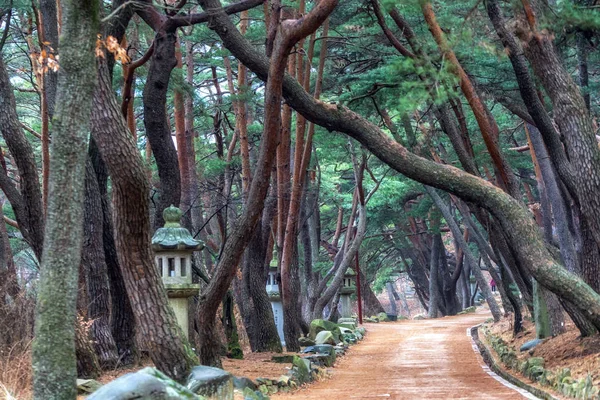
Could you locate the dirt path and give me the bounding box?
[274,312,529,399]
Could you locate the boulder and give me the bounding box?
[337,317,356,325]
[355,327,366,336]
[77,379,102,395]
[302,354,334,367]
[315,330,336,345]
[298,336,316,347]
[186,365,233,398]
[377,312,390,322]
[242,387,268,400]
[364,317,378,323]
[271,354,295,363]
[291,356,311,384]
[233,376,257,391]
[520,339,544,352]
[88,367,200,400]
[302,344,336,366]
[309,319,339,339]
[338,322,356,330]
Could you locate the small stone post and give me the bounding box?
[152,205,204,339]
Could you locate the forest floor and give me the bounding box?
[272,311,527,399]
[483,316,600,393]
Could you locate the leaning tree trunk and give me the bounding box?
[32,0,99,397]
[196,0,338,364]
[204,0,600,335]
[91,58,197,381]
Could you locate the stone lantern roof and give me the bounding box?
[344,268,357,278]
[151,205,204,251]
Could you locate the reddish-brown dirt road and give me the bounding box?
[274,312,530,399]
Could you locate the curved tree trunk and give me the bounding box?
[91,58,197,381]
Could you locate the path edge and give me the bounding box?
[468,324,558,400]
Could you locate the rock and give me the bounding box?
[302,344,336,367]
[88,367,200,400]
[386,314,398,322]
[337,317,356,325]
[309,319,339,339]
[271,355,295,363]
[77,379,102,395]
[364,317,378,323]
[463,306,477,313]
[315,330,336,345]
[298,336,316,347]
[338,327,352,335]
[377,312,390,322]
[355,327,366,336]
[186,365,233,398]
[343,333,357,344]
[291,355,311,384]
[303,354,334,367]
[233,376,257,391]
[242,387,268,400]
[413,314,426,320]
[528,357,545,368]
[338,322,356,330]
[277,375,290,386]
[520,339,544,352]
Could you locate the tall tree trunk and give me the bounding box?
[82,161,119,367]
[90,141,137,365]
[91,58,197,381]
[197,0,337,365]
[426,187,502,321]
[0,58,45,260]
[32,0,99,397]
[143,28,181,229]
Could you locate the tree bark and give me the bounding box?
[0,57,45,260]
[82,161,119,367]
[32,0,99,397]
[91,58,197,381]
[143,28,181,229]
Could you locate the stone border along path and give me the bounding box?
[273,311,537,399]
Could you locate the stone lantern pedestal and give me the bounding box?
[152,205,204,339]
[339,268,357,319]
[266,261,285,346]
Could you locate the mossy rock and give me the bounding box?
[463,306,477,313]
[291,356,311,385]
[377,312,390,322]
[309,319,338,339]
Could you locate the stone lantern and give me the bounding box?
[266,258,285,346]
[339,268,356,319]
[152,205,204,339]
